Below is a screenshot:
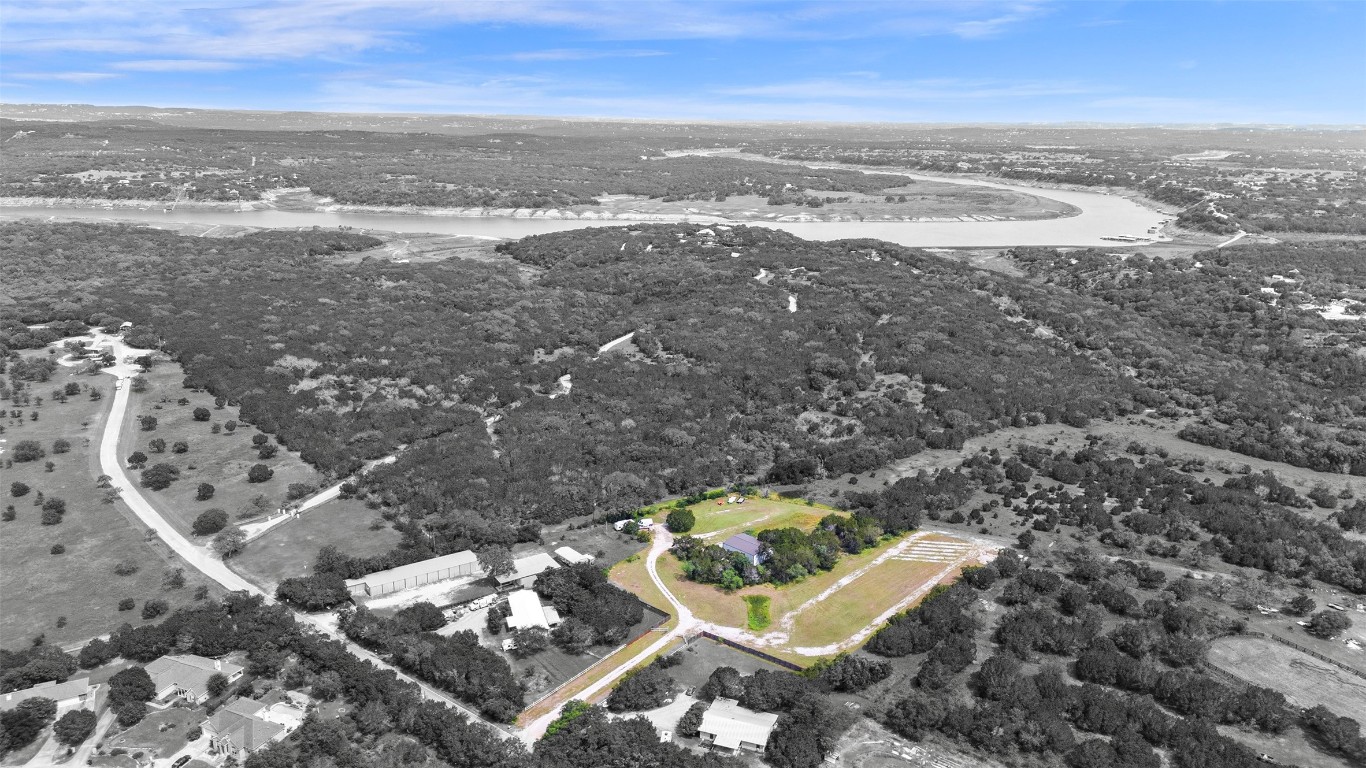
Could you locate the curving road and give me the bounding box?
[85,332,515,741]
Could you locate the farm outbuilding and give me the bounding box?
[494,552,560,590]
[553,546,594,565]
[699,698,779,753]
[344,550,482,597]
[505,589,562,631]
[721,533,767,566]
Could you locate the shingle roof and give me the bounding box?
[0,677,92,711]
[207,697,286,753]
[721,533,764,557]
[146,655,243,700]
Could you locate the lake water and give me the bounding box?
[0,171,1169,249]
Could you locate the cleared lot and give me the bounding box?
[1206,635,1366,715]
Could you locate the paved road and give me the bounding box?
[83,332,514,744]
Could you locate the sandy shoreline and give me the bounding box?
[0,190,1075,225]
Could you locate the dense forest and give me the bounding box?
[4,221,1363,574]
[0,118,909,208]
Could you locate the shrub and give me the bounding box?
[140,463,180,491]
[127,451,148,468]
[196,483,216,502]
[172,441,189,454]
[114,560,139,576]
[40,509,63,525]
[247,464,273,483]
[665,508,696,533]
[141,600,169,619]
[13,440,45,462]
[10,482,29,497]
[256,443,278,460]
[118,598,136,611]
[138,415,157,431]
[192,407,211,421]
[51,438,71,455]
[50,544,65,555]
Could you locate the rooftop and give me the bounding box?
[721,532,764,557]
[553,546,594,564]
[146,655,244,700]
[494,552,560,585]
[0,677,92,711]
[345,550,480,591]
[700,697,779,751]
[505,589,550,630]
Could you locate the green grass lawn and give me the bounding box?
[685,495,831,537]
[743,595,771,631]
[118,362,333,537]
[232,496,401,590]
[105,705,202,758]
[0,352,217,647]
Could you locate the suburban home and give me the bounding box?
[493,552,560,590]
[721,533,767,566]
[504,589,562,631]
[698,697,779,753]
[0,678,97,713]
[204,696,301,761]
[344,550,482,597]
[146,654,244,705]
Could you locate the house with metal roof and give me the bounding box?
[504,589,563,631]
[553,546,595,565]
[344,550,482,597]
[493,552,560,590]
[698,697,779,753]
[721,532,767,566]
[146,654,244,705]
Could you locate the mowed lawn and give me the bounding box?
[685,495,831,538]
[233,497,401,590]
[1207,635,1366,715]
[119,362,335,538]
[1,354,217,647]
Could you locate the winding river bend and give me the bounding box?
[0,165,1169,248]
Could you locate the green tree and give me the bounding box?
[246,464,273,483]
[192,407,211,421]
[9,482,29,498]
[53,709,97,746]
[207,672,230,698]
[12,441,44,462]
[666,508,696,533]
[213,527,246,558]
[1307,610,1353,639]
[196,483,216,502]
[478,546,515,579]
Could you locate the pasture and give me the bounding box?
[1,352,217,647]
[1206,635,1366,715]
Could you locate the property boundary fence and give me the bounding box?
[1242,629,1366,681]
[698,631,805,672]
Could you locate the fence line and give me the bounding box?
[520,604,674,712]
[1242,629,1366,681]
[698,631,805,672]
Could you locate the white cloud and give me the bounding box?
[112,60,243,72]
[485,48,668,62]
[10,71,122,83]
[720,77,1097,101]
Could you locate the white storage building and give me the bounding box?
[344,551,482,597]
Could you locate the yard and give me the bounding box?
[104,705,202,761]
[0,350,217,647]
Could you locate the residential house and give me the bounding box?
[204,697,298,761]
[146,654,244,705]
[0,678,96,713]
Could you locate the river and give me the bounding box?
[0,169,1170,249]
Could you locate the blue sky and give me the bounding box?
[2,1,1363,124]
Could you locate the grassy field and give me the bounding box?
[684,495,829,538]
[786,557,951,648]
[117,362,331,538]
[0,352,217,648]
[231,497,400,590]
[1207,635,1366,715]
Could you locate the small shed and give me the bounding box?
[553,546,594,565]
